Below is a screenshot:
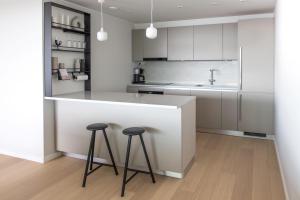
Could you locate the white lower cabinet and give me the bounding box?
[191,90,222,129]
[238,92,273,134]
[221,91,238,130]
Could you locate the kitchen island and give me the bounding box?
[46,91,196,178]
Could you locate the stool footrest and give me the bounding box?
[125,171,138,184]
[86,161,115,176]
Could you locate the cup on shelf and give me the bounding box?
[67,40,72,47]
[66,16,70,26]
[52,16,58,24]
[77,41,82,48]
[72,41,77,48]
[60,14,65,25]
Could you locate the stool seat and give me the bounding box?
[87,123,108,131]
[123,127,145,135]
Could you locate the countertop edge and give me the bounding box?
[44,96,195,110]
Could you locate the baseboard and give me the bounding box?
[63,152,183,179]
[197,129,275,140]
[44,152,63,163]
[273,136,290,200]
[0,150,44,163]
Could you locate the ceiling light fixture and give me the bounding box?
[97,0,108,41]
[177,5,183,8]
[146,0,157,39]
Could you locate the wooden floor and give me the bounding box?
[0,133,285,200]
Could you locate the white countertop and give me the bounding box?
[45,91,196,109]
[128,83,239,91]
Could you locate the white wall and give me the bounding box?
[0,0,45,162]
[91,12,133,92]
[275,0,300,200]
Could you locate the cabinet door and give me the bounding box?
[238,92,273,134]
[144,28,168,58]
[164,88,191,96]
[168,27,194,61]
[223,23,238,60]
[194,24,222,60]
[238,19,274,93]
[132,30,144,61]
[221,91,238,130]
[191,90,222,129]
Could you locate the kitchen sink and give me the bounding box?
[195,84,204,87]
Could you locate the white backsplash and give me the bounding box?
[140,61,239,86]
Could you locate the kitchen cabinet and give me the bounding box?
[223,23,238,60]
[143,28,168,59]
[164,88,191,96]
[191,90,222,129]
[194,24,222,60]
[238,19,274,93]
[132,29,144,61]
[221,91,238,130]
[167,27,194,61]
[238,92,273,134]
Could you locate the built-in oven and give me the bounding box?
[138,90,164,95]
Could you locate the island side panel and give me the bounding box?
[55,100,183,173]
[181,98,196,171]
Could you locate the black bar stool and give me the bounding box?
[121,127,156,197]
[82,123,118,187]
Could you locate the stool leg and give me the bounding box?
[103,129,118,175]
[139,134,156,184]
[121,135,132,197]
[82,131,96,187]
[90,131,96,170]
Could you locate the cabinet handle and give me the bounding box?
[239,47,243,91]
[239,94,242,121]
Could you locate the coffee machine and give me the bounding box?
[132,65,145,84]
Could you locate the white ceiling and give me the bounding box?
[66,0,275,23]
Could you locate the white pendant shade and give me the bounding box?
[97,0,107,41]
[146,0,157,39]
[97,27,108,41]
[146,23,157,39]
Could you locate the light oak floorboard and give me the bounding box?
[0,133,285,200]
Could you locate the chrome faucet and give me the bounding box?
[209,69,216,85]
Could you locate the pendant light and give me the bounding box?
[146,0,157,39]
[97,0,108,41]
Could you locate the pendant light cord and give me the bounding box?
[151,0,153,24]
[101,2,104,28]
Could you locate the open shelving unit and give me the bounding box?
[44,2,91,97]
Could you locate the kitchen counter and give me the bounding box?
[128,83,240,91]
[45,91,196,109]
[46,91,196,178]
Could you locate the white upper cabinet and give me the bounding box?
[132,29,144,61]
[143,28,168,59]
[223,23,238,60]
[238,19,274,93]
[194,24,223,60]
[167,27,194,61]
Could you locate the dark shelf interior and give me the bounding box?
[52,22,90,35]
[44,2,91,96]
